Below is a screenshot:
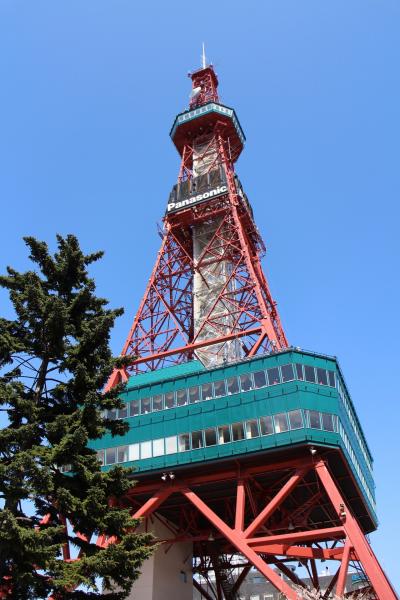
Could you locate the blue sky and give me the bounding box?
[0,0,399,589]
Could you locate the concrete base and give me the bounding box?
[127,515,193,600]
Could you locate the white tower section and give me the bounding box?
[192,136,242,368]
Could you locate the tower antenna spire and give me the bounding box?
[201,42,207,69]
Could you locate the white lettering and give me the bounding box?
[167,184,228,213]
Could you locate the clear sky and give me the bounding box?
[0,0,399,590]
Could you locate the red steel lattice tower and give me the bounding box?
[107,63,288,389]
[99,60,398,600]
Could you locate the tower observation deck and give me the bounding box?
[92,61,397,600]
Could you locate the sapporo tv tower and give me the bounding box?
[92,53,398,599]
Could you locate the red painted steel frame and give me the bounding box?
[106,65,288,382]
[117,458,396,600]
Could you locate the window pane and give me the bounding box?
[117,445,129,463]
[204,428,217,446]
[267,367,281,385]
[214,380,226,398]
[218,425,231,444]
[295,363,304,380]
[96,449,105,465]
[328,370,336,387]
[281,364,295,382]
[240,373,253,392]
[129,400,140,417]
[260,416,274,435]
[253,370,266,389]
[288,409,303,430]
[178,433,190,452]
[274,413,288,433]
[201,383,213,401]
[316,368,328,386]
[322,413,334,432]
[192,430,204,449]
[246,419,260,439]
[118,403,128,419]
[140,441,152,459]
[188,386,200,403]
[232,422,245,441]
[176,389,187,406]
[153,438,165,457]
[141,398,151,414]
[153,394,163,411]
[129,444,139,461]
[165,436,177,455]
[227,376,239,395]
[304,366,316,383]
[106,447,116,465]
[308,410,321,429]
[107,408,117,420]
[164,391,176,409]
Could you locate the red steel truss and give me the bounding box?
[107,66,288,385]
[117,457,396,599]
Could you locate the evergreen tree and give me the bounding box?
[0,235,153,599]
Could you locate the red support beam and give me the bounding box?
[315,460,398,600]
[181,487,299,600]
[235,479,246,532]
[336,540,352,597]
[244,468,308,538]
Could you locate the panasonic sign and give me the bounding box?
[167,185,228,214]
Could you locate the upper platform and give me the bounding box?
[91,349,377,532]
[170,101,246,161]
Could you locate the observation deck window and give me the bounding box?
[253,370,267,388]
[260,415,274,436]
[176,389,188,407]
[328,370,336,387]
[118,403,128,419]
[106,448,116,465]
[274,413,289,433]
[117,445,129,463]
[178,433,190,452]
[281,364,295,382]
[141,398,151,415]
[288,409,303,430]
[153,394,163,411]
[227,376,240,395]
[295,363,304,380]
[202,382,213,401]
[267,367,281,385]
[192,430,204,449]
[246,419,260,439]
[322,413,335,432]
[232,422,245,441]
[308,410,322,429]
[316,368,328,386]
[96,449,105,465]
[129,444,139,461]
[129,400,140,417]
[153,438,165,457]
[108,408,117,421]
[304,366,316,383]
[214,380,226,398]
[188,386,200,403]
[165,436,177,455]
[205,428,217,446]
[240,373,253,392]
[218,425,231,444]
[165,391,176,409]
[140,441,152,459]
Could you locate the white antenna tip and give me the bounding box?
[201,43,207,69]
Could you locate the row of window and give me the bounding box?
[105,363,336,420]
[338,421,375,509]
[97,409,337,466]
[336,378,372,473]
